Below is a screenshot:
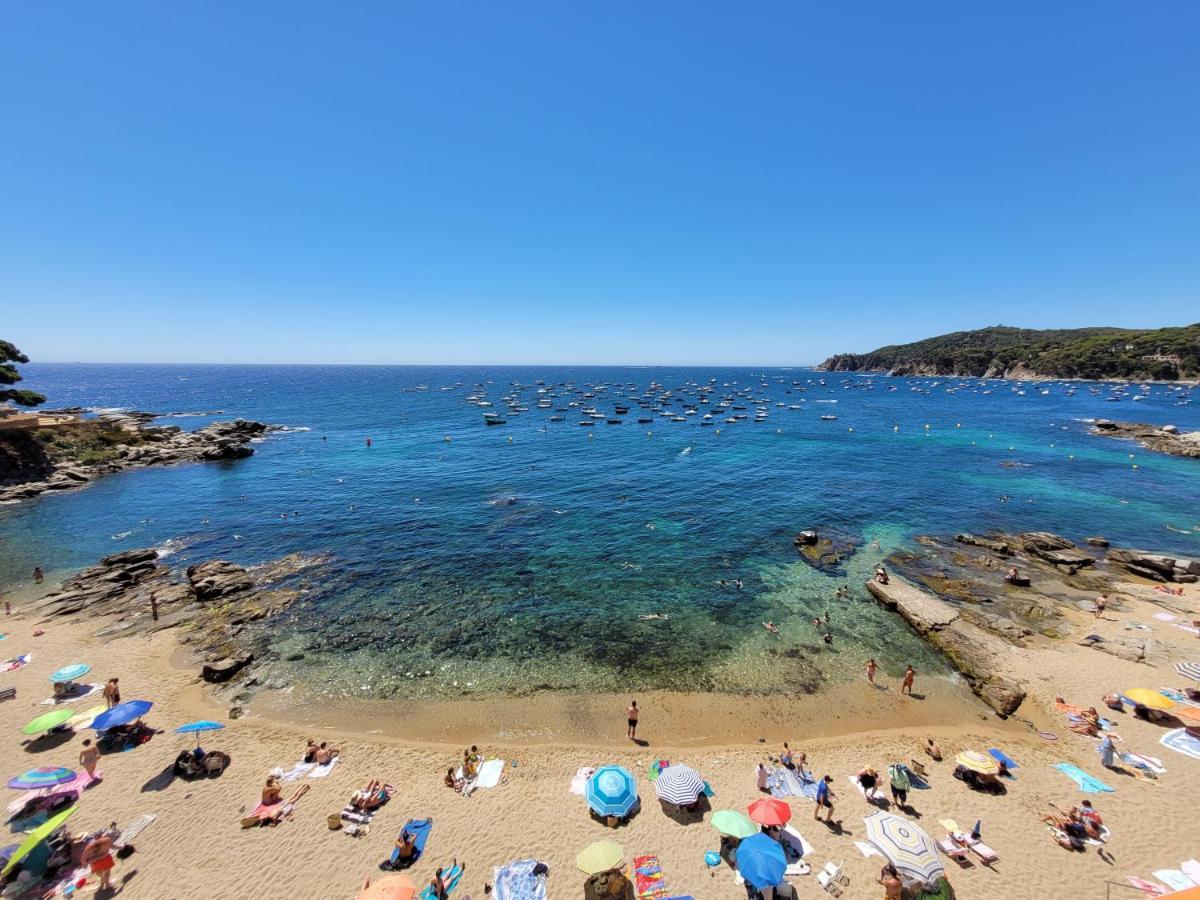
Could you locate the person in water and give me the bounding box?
[626,699,639,740]
[763,621,780,636]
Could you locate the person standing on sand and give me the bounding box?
[1094,594,1108,618]
[102,678,120,709]
[79,738,100,780]
[33,567,44,585]
[150,591,159,622]
[902,665,915,695]
[813,775,835,821]
[865,659,878,686]
[626,700,639,740]
[81,833,115,892]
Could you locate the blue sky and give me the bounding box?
[1,2,1196,365]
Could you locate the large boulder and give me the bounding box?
[187,560,254,601]
[201,654,254,683]
[954,534,1012,556]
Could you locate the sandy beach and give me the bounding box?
[1,574,1198,900]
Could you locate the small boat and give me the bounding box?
[819,415,838,421]
[483,413,506,425]
[578,420,594,427]
[637,418,653,424]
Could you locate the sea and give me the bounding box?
[2,364,1197,701]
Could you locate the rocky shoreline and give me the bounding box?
[29,546,331,709]
[0,415,278,504]
[1091,418,1200,459]
[868,529,1200,716]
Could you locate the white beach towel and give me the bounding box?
[570,767,595,795]
[39,683,102,705]
[1181,860,1200,884]
[1175,624,1200,636]
[278,762,315,782]
[854,841,883,859]
[846,775,885,803]
[780,825,815,860]
[309,757,339,778]
[1152,870,1195,892]
[476,759,504,789]
[117,813,157,847]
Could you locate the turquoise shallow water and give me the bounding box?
[2,364,1196,698]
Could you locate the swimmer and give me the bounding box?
[734,579,743,590]
[638,613,670,621]
[823,632,833,645]
[763,621,780,636]
[646,523,656,530]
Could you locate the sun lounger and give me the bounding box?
[936,839,969,863]
[0,687,16,702]
[967,840,998,864]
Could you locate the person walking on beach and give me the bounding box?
[79,738,100,780]
[813,775,835,821]
[626,700,639,740]
[1094,594,1108,618]
[865,658,878,686]
[150,591,159,622]
[33,567,44,585]
[102,678,120,709]
[81,833,115,892]
[901,665,915,695]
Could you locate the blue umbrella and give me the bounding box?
[49,663,90,683]
[175,720,224,748]
[91,700,152,731]
[736,833,787,890]
[585,765,638,818]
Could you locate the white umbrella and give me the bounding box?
[653,764,704,806]
[864,812,944,884]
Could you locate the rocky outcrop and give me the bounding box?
[793,528,859,575]
[866,577,1027,716]
[1106,548,1200,583]
[0,418,278,504]
[1091,420,1200,459]
[31,546,329,686]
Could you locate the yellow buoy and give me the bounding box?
[1132,464,1139,470]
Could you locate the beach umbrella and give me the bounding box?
[357,873,416,900]
[7,767,76,791]
[653,764,703,806]
[735,833,787,890]
[575,839,624,875]
[711,809,757,839]
[48,663,90,683]
[21,708,74,736]
[175,720,224,748]
[747,797,792,827]
[91,700,153,731]
[954,751,999,775]
[1,806,76,876]
[585,766,638,818]
[1175,662,1200,684]
[1125,689,1174,711]
[864,812,945,884]
[67,705,107,731]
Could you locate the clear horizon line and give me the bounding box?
[30,360,827,369]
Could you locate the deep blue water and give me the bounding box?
[2,364,1197,698]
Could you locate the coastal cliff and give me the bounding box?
[818,323,1200,381]
[0,413,276,504]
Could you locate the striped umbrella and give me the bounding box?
[8,767,76,791]
[48,663,90,684]
[1175,662,1200,684]
[653,764,703,805]
[864,812,945,884]
[585,766,638,818]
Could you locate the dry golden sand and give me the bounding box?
[1,580,1198,900]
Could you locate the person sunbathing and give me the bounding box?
[1154,585,1184,596]
[1069,800,1104,839]
[1102,693,1124,711]
[262,776,283,806]
[351,780,389,811]
[303,739,318,763]
[314,742,340,765]
[924,738,943,761]
[444,767,464,792]
[462,749,478,780]
[395,829,417,863]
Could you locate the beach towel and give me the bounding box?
[988,749,1019,770]
[1175,624,1200,636]
[1052,763,1114,793]
[385,818,432,869]
[117,813,156,847]
[1121,752,1166,774]
[309,756,339,778]
[854,840,882,859]
[1152,870,1195,891]
[779,825,814,862]
[492,858,547,900]
[1152,612,1177,622]
[1160,728,1200,761]
[418,862,464,900]
[476,759,504,789]
[1055,700,1085,716]
[847,775,886,803]
[278,762,315,782]
[634,855,670,899]
[898,764,929,789]
[1181,860,1200,884]
[570,767,595,795]
[1,654,30,673]
[1125,876,1169,896]
[39,683,101,705]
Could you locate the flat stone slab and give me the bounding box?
[867,579,959,631]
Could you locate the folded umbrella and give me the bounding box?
[91,700,153,731]
[735,833,787,890]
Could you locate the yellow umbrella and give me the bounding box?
[576,839,624,875]
[67,704,108,731]
[2,806,77,875]
[1125,689,1174,711]
[955,751,999,775]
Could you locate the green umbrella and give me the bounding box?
[711,809,757,839]
[2,806,77,875]
[21,708,74,736]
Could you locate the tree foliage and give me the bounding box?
[819,324,1200,380]
[0,340,46,407]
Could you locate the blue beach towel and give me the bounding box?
[385,818,432,869]
[419,862,464,900]
[1052,763,1114,793]
[899,764,930,789]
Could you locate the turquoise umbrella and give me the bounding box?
[175,720,224,748]
[8,767,76,790]
[585,766,638,818]
[49,663,90,683]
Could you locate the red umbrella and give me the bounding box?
[748,797,792,826]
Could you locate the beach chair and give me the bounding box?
[821,861,848,886]
[817,869,845,896]
[967,840,999,865]
[937,839,970,865]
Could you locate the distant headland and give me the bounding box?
[819,323,1200,381]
